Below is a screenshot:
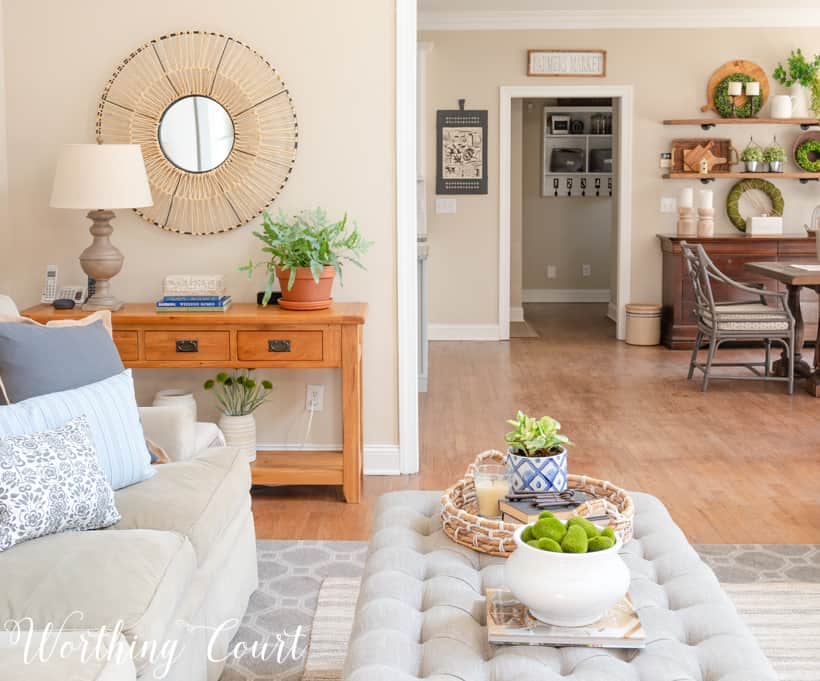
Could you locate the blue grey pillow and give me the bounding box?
[0,320,124,403]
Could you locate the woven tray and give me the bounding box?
[440,450,635,557]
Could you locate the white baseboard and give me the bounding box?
[607,302,618,322]
[256,443,401,476]
[428,323,501,341]
[510,306,524,323]
[523,288,611,303]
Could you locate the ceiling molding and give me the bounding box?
[419,8,820,31]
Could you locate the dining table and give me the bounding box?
[745,261,820,396]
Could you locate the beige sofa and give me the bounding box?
[0,409,258,681]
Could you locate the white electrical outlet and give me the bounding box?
[659,152,672,169]
[582,264,592,277]
[435,198,457,214]
[306,384,324,411]
[660,197,677,213]
[546,265,557,280]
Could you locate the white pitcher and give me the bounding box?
[790,84,810,118]
[770,94,793,119]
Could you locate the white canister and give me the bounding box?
[770,95,793,119]
[153,388,197,422]
[218,413,257,463]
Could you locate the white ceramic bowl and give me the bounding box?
[503,523,631,627]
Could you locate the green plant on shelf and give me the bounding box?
[763,141,786,163]
[740,143,764,163]
[772,48,820,117]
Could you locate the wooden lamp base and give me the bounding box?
[79,209,124,311]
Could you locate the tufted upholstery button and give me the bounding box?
[343,491,777,681]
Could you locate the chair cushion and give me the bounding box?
[113,447,250,564]
[0,527,195,671]
[702,303,790,331]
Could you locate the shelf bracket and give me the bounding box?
[800,123,813,131]
[699,177,715,184]
[799,177,820,184]
[700,123,716,131]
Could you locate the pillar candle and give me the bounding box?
[679,187,694,208]
[727,81,743,96]
[746,81,760,96]
[699,189,714,210]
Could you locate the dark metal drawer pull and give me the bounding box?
[268,339,291,353]
[175,339,199,353]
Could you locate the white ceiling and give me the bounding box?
[419,0,817,10]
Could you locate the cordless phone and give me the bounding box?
[41,265,58,304]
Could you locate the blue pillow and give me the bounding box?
[0,369,154,490]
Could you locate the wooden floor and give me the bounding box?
[252,303,820,544]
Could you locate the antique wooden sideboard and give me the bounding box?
[658,234,818,349]
[22,302,367,503]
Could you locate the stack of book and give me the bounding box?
[156,274,231,313]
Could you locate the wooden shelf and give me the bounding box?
[663,117,820,130]
[662,171,820,184]
[251,450,344,487]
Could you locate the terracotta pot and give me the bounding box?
[276,266,335,311]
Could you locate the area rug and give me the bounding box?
[219,541,820,681]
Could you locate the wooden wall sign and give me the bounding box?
[436,109,488,195]
[527,50,607,77]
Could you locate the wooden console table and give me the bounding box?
[22,302,367,503]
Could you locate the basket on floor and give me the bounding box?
[440,449,635,557]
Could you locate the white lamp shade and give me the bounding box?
[50,143,153,210]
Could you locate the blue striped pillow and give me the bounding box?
[0,369,154,489]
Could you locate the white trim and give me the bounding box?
[256,443,401,476]
[396,0,418,474]
[499,85,632,341]
[523,289,610,303]
[419,9,820,31]
[607,302,618,323]
[429,324,501,341]
[510,306,524,323]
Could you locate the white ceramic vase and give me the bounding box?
[790,83,810,118]
[218,413,257,463]
[153,388,197,421]
[504,524,630,627]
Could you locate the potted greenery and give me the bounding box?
[773,49,820,118]
[204,369,273,462]
[764,138,787,173]
[241,208,372,311]
[741,139,764,173]
[504,411,572,494]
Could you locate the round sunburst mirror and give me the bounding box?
[96,30,298,235]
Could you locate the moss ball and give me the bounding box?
[532,517,567,543]
[567,516,600,539]
[521,525,535,543]
[588,536,615,552]
[536,537,563,552]
[561,525,589,553]
[538,510,555,520]
[601,526,616,542]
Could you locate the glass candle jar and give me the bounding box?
[474,463,510,518]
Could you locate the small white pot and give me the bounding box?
[153,388,197,422]
[506,447,568,494]
[218,413,257,463]
[504,524,630,627]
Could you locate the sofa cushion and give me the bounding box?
[113,447,250,564]
[0,528,195,673]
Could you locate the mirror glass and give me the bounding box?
[158,95,234,172]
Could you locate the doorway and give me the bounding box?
[498,85,633,341]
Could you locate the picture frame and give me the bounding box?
[436,109,488,195]
[527,50,607,77]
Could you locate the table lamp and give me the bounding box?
[50,143,152,311]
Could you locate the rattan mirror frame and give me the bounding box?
[96,30,298,236]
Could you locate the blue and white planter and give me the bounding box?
[506,447,568,493]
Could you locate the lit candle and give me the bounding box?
[728,81,743,96]
[746,81,760,96]
[679,187,694,208]
[699,189,714,210]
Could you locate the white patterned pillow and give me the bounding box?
[0,415,120,552]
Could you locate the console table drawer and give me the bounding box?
[144,331,230,361]
[113,331,139,361]
[237,331,323,361]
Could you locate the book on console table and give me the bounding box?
[486,588,646,649]
[155,298,232,313]
[156,295,232,308]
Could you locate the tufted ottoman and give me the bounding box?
[343,491,777,681]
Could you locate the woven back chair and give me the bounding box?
[680,241,795,393]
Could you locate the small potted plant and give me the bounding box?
[741,139,764,173]
[240,208,372,311]
[504,411,572,494]
[773,48,820,118]
[204,369,273,462]
[764,138,787,172]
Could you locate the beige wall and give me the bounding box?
[521,98,612,292]
[3,0,397,447]
[422,28,820,325]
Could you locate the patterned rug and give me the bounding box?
[219,542,820,681]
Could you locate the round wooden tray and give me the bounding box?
[701,60,769,116]
[440,450,635,557]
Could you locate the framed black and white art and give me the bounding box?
[436,109,488,195]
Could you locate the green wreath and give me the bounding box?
[795,140,820,172]
[726,178,784,232]
[714,73,760,119]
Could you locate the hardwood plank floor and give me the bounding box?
[252,303,820,544]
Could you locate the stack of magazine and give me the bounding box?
[156,275,231,313]
[155,294,232,312]
[486,589,646,649]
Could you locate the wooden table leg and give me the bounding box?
[341,324,363,503]
[806,286,820,397]
[773,283,813,378]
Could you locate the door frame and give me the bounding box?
[498,85,634,340]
